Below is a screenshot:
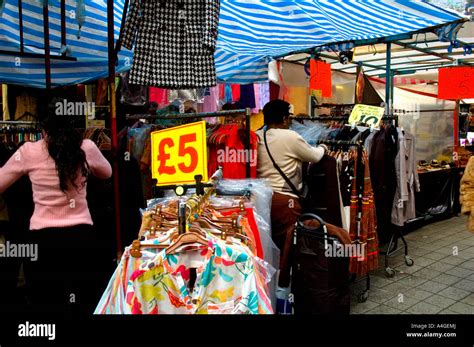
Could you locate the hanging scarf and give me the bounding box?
[349,149,379,276]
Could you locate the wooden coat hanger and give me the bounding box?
[165,231,208,255]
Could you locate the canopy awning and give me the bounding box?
[217,0,467,83]
[0,0,132,88]
[0,0,468,88]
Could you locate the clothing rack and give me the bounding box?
[293,116,349,121]
[293,115,398,121]
[293,115,399,128]
[313,138,370,303]
[313,118,412,278]
[125,109,250,120]
[0,121,38,126]
[126,108,253,178]
[314,103,356,108]
[315,139,362,146]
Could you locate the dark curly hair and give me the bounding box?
[40,113,89,192]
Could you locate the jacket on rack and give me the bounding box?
[461,156,474,232]
[121,0,220,89]
[369,126,398,243]
[305,155,343,228]
[391,129,420,226]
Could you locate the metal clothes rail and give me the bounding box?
[311,138,370,303]
[293,115,400,127]
[126,109,250,120]
[315,139,362,146]
[0,121,38,126]
[293,116,349,121]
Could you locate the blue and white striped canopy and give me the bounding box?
[0,0,132,88]
[216,0,465,83]
[0,0,465,88]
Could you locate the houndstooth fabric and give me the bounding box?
[121,0,220,89]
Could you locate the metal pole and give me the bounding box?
[245,107,251,178]
[126,109,247,120]
[18,0,24,53]
[390,71,395,115]
[43,2,51,91]
[60,0,66,55]
[454,100,460,167]
[385,43,392,115]
[107,0,122,256]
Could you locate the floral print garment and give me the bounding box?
[95,228,179,314]
[94,246,157,314]
[126,235,273,314]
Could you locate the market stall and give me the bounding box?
[0,0,472,316]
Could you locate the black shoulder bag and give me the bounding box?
[263,127,309,205]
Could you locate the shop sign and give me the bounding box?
[438,66,474,100]
[310,59,332,98]
[348,104,384,127]
[151,121,208,186]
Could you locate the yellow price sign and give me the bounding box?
[151,121,208,186]
[348,104,384,127]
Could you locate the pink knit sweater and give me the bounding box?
[0,139,112,230]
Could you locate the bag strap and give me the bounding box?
[263,127,301,198]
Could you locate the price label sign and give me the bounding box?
[348,104,385,127]
[309,59,332,98]
[439,67,474,100]
[151,121,208,186]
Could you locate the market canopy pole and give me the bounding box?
[385,42,392,115]
[454,100,460,167]
[43,1,51,93]
[107,0,122,258]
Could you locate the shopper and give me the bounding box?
[256,99,327,288]
[0,114,112,315]
[460,155,474,232]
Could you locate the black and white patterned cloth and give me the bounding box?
[122,0,220,89]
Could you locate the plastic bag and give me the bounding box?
[216,179,273,228]
[290,120,333,145]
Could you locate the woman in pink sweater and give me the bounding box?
[0,115,112,314]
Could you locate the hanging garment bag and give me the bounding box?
[291,213,350,314]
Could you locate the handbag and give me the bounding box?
[263,127,309,205]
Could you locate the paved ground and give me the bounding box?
[351,215,474,314]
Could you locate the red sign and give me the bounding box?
[151,121,208,186]
[310,59,332,98]
[438,67,474,100]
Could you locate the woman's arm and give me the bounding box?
[83,140,113,179]
[0,146,28,194]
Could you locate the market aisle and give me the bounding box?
[351,216,474,314]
